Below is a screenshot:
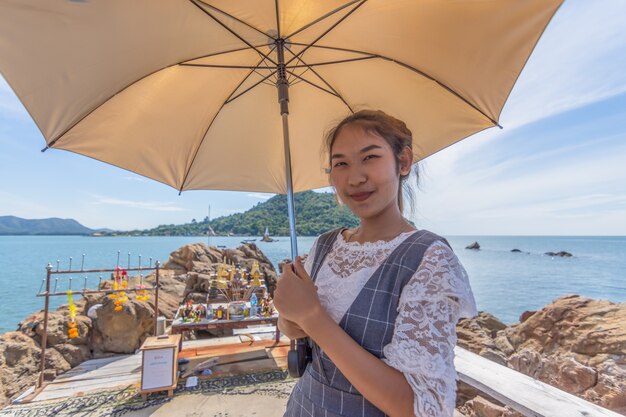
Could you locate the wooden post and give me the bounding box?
[37,264,52,388]
[154,261,160,335]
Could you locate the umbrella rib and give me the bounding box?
[285,0,362,40]
[258,45,279,84]
[42,44,274,150]
[288,42,501,128]
[285,0,368,67]
[181,64,274,69]
[285,49,353,113]
[288,56,377,68]
[179,43,272,66]
[381,57,502,128]
[288,42,374,56]
[190,0,277,66]
[225,71,277,104]
[194,0,273,41]
[286,70,339,99]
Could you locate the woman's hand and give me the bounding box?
[277,316,308,339]
[273,256,323,328]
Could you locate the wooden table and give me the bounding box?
[171,316,281,343]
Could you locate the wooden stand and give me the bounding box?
[139,335,182,400]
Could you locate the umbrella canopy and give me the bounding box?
[0,0,562,195]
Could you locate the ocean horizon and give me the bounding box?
[1,234,624,334]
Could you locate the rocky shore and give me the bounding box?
[1,243,624,415]
[455,295,626,416]
[0,242,277,407]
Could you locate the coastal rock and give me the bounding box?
[544,251,573,257]
[163,243,278,297]
[460,395,523,417]
[457,312,507,354]
[92,297,154,354]
[0,331,71,407]
[19,309,92,347]
[456,295,626,415]
[183,272,213,296]
[518,310,536,323]
[465,242,480,250]
[164,243,223,271]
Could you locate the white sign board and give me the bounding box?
[141,347,175,391]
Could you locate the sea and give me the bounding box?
[0,235,624,333]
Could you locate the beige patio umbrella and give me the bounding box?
[0,0,563,259]
[1,0,564,380]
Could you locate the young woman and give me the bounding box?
[274,110,477,417]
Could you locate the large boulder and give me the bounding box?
[91,297,155,354]
[163,243,223,272]
[164,242,279,298]
[455,295,626,415]
[465,242,480,250]
[0,331,71,408]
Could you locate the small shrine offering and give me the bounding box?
[229,301,247,320]
[172,256,278,332]
[177,299,210,323]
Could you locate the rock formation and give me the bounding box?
[544,251,573,257]
[465,242,480,250]
[0,242,279,407]
[176,242,278,299]
[456,295,626,416]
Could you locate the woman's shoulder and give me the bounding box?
[410,229,451,247]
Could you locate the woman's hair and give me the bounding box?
[324,110,420,214]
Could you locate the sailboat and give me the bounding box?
[261,227,275,242]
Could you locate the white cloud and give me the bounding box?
[247,192,273,200]
[502,0,626,130]
[122,175,149,183]
[88,194,188,212]
[424,1,626,172]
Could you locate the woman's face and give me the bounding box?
[329,124,411,220]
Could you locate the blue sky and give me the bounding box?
[1,0,625,235]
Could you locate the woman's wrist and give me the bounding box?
[300,305,332,337]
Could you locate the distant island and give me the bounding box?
[0,216,103,235]
[3,191,359,237]
[123,191,359,237]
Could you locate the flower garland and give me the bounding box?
[136,274,150,302]
[67,289,79,339]
[109,267,129,312]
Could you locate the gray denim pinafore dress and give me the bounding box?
[283,228,451,417]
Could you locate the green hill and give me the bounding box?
[140,191,359,236]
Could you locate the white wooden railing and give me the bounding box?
[454,347,623,417]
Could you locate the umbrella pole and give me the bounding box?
[281,113,298,260]
[277,39,309,378]
[276,39,298,261]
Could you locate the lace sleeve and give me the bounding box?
[382,241,477,417]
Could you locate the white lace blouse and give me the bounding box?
[304,230,478,417]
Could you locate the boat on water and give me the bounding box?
[261,227,275,242]
[241,239,257,244]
